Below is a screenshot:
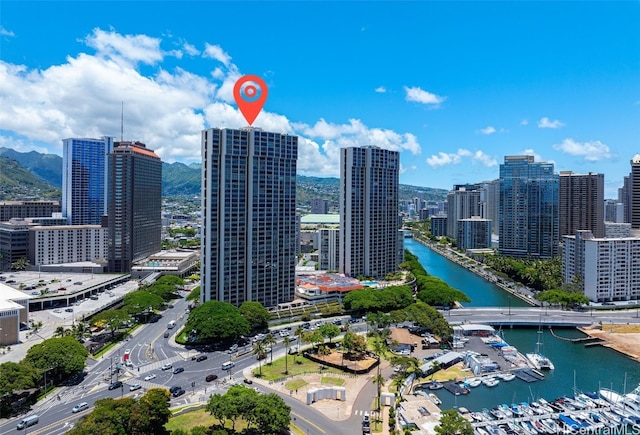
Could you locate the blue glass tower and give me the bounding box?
[499,155,559,258]
[62,137,114,225]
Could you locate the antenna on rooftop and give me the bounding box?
[120,101,124,142]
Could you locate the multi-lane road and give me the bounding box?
[1,292,369,434]
[5,289,640,434]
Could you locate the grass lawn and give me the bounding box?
[253,354,343,381]
[165,409,218,433]
[285,379,309,391]
[166,408,250,433]
[321,376,345,386]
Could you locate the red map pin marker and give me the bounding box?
[233,75,268,126]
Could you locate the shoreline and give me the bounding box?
[577,326,640,363]
[407,234,539,307]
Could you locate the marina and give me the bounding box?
[404,238,640,433]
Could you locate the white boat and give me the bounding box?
[483,377,500,387]
[467,377,482,388]
[428,393,442,405]
[600,388,625,406]
[498,372,516,381]
[525,325,554,370]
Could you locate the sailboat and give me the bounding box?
[525,323,555,370]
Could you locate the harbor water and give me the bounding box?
[404,238,640,413]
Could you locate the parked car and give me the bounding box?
[71,402,89,413]
[108,381,123,390]
[205,374,218,382]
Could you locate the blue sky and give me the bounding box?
[1,1,639,196]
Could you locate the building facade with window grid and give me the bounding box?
[200,127,298,308]
[62,137,114,225]
[339,146,401,278]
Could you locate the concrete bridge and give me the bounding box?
[445,306,640,328]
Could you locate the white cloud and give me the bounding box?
[520,148,553,164]
[538,117,564,129]
[0,27,420,177]
[403,86,446,106]
[203,43,231,66]
[520,119,528,126]
[0,26,15,37]
[552,138,611,162]
[375,86,386,93]
[477,126,496,135]
[183,42,200,56]
[426,148,496,168]
[84,28,165,67]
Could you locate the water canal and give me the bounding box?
[404,238,640,413]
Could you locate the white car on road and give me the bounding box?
[144,374,156,381]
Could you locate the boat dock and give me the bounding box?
[512,368,544,383]
[443,381,469,395]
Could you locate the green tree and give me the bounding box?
[53,326,70,338]
[283,336,292,374]
[434,409,473,435]
[11,256,28,271]
[294,325,305,362]
[207,393,236,429]
[123,291,163,317]
[146,284,175,301]
[91,309,131,337]
[155,275,184,286]
[25,336,88,381]
[0,361,40,395]
[263,333,277,365]
[185,300,250,343]
[252,393,291,434]
[253,341,266,377]
[318,323,340,343]
[342,331,366,358]
[373,373,385,411]
[239,301,271,331]
[137,388,171,433]
[302,330,323,350]
[71,322,93,342]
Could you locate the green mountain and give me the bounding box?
[0,147,63,187]
[0,147,448,203]
[0,156,60,200]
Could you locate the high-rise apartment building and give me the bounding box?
[107,141,162,273]
[62,137,114,225]
[559,171,604,238]
[480,179,500,234]
[499,155,559,258]
[604,200,624,223]
[446,184,482,239]
[619,175,631,223]
[310,198,329,214]
[339,146,401,278]
[563,230,640,302]
[457,217,492,250]
[201,127,298,308]
[29,224,108,266]
[318,228,340,271]
[625,155,640,228]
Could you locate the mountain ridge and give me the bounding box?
[0,147,447,202]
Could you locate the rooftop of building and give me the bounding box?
[296,274,363,293]
[300,214,340,225]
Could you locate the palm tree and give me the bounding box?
[252,341,266,377]
[391,374,407,401]
[294,326,304,363]
[283,336,292,374]
[430,360,441,380]
[53,326,69,338]
[72,322,92,342]
[263,333,277,365]
[373,373,385,411]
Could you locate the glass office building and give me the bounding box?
[62,137,114,225]
[499,155,559,258]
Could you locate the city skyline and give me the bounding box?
[1,2,638,197]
